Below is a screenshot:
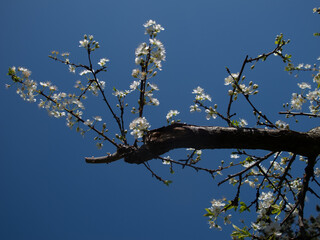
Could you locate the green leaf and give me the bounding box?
[239,202,250,213]
[231,225,252,239]
[164,180,172,186]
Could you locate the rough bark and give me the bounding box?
[85,123,320,164]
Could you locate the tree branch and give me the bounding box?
[86,123,320,164]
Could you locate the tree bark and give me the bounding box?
[85,123,320,164]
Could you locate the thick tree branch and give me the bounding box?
[86,123,320,164]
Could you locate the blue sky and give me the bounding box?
[1,1,319,239]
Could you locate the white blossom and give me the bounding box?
[79,39,89,48]
[239,118,248,127]
[224,73,239,85]
[79,69,91,76]
[275,120,289,129]
[131,69,140,78]
[143,20,164,37]
[290,93,305,110]
[190,104,201,113]
[69,65,76,73]
[166,110,180,120]
[93,116,102,121]
[205,108,217,120]
[129,117,150,139]
[297,82,311,89]
[18,67,32,78]
[98,58,109,67]
[192,86,204,95]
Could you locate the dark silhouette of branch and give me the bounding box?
[86,123,320,164]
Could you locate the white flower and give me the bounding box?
[190,104,201,113]
[49,85,58,91]
[149,97,159,106]
[275,120,289,129]
[258,191,274,210]
[162,156,171,165]
[129,117,150,139]
[132,69,140,78]
[84,119,94,126]
[196,93,212,102]
[297,63,304,69]
[192,86,204,95]
[69,65,76,73]
[291,93,305,110]
[79,39,89,48]
[143,20,164,36]
[166,110,180,120]
[97,80,105,90]
[113,89,127,98]
[98,58,109,67]
[313,73,320,85]
[79,69,91,76]
[130,80,140,90]
[93,116,102,121]
[10,66,16,74]
[230,154,239,159]
[211,199,225,208]
[148,83,159,91]
[135,42,149,56]
[205,108,217,120]
[18,67,31,78]
[239,119,248,127]
[224,73,239,85]
[297,82,311,89]
[40,81,51,87]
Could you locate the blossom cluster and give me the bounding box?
[134,21,166,70]
[205,199,231,231]
[287,75,320,115]
[189,86,220,121]
[7,34,112,148]
[8,67,38,103]
[128,20,165,138]
[166,110,180,124]
[79,34,100,51]
[129,117,150,139]
[224,73,259,98]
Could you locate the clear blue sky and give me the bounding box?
[1,1,319,239]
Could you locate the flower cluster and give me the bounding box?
[143,20,164,37]
[190,86,219,121]
[134,20,166,70]
[79,34,100,51]
[205,199,232,231]
[275,120,289,129]
[166,110,180,124]
[286,78,320,115]
[7,34,112,149]
[8,67,38,103]
[129,117,150,139]
[192,86,212,102]
[225,73,259,98]
[128,20,165,137]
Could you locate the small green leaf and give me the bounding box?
[164,180,172,186]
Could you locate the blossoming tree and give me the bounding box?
[6,10,320,239]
